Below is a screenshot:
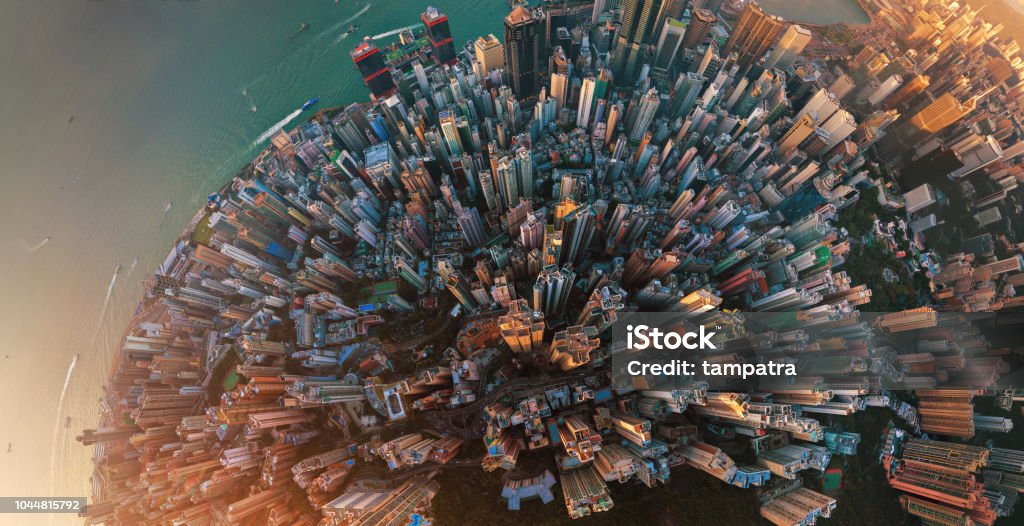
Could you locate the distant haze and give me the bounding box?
[969,0,1024,42]
[1004,0,1024,14]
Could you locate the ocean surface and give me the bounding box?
[759,0,871,25]
[0,1,502,524]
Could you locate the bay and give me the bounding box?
[759,0,871,25]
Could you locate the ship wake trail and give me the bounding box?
[90,267,120,345]
[48,353,79,493]
[254,108,303,145]
[372,24,420,40]
[21,236,50,252]
[342,4,372,28]
[332,4,373,44]
[160,202,173,227]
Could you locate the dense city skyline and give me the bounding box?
[30,0,1024,524]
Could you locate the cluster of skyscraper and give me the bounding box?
[79,0,1024,524]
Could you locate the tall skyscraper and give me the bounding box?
[551,72,569,111]
[520,212,545,251]
[794,88,840,125]
[669,72,704,119]
[682,9,716,50]
[577,76,597,129]
[561,205,598,265]
[532,265,577,317]
[504,6,544,99]
[516,147,534,199]
[605,102,622,145]
[437,261,478,311]
[396,258,427,293]
[765,24,812,69]
[828,72,856,100]
[901,93,977,146]
[610,0,664,81]
[576,286,625,333]
[549,325,600,370]
[777,114,816,156]
[479,169,499,212]
[495,156,518,209]
[629,88,660,141]
[819,109,857,152]
[474,34,505,74]
[364,142,401,194]
[868,75,904,106]
[654,18,686,70]
[885,74,929,109]
[722,2,785,70]
[499,299,545,354]
[422,7,457,65]
[653,0,686,40]
[351,38,397,99]
[438,111,463,157]
[457,206,487,246]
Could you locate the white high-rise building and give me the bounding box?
[868,74,904,106]
[577,76,596,129]
[765,24,812,69]
[795,88,840,125]
[820,109,857,151]
[413,61,431,95]
[630,87,660,141]
[516,147,534,199]
[949,135,1003,179]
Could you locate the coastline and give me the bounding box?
[90,102,348,408]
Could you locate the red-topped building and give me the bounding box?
[421,6,457,66]
[350,37,396,99]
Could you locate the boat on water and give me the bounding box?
[347,24,358,34]
[301,97,320,111]
[114,264,122,274]
[287,22,309,43]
